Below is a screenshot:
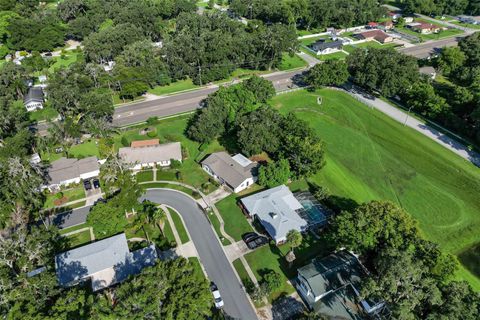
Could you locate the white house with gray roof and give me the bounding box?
[24,87,44,112]
[55,233,157,292]
[119,141,182,170]
[201,152,259,193]
[240,185,308,244]
[45,156,100,190]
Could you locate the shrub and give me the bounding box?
[56,191,64,199]
[146,117,158,125]
[176,171,183,180]
[121,136,129,147]
[262,270,282,292]
[170,159,182,169]
[146,129,157,138]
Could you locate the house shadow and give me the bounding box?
[271,294,306,320]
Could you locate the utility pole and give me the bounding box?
[198,65,202,86]
[404,106,413,126]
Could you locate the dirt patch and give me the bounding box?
[53,197,68,206]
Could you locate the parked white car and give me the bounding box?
[210,282,224,309]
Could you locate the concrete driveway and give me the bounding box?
[140,189,258,320]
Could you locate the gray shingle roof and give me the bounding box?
[310,40,343,51]
[47,156,99,185]
[24,87,44,104]
[119,142,182,165]
[298,251,365,299]
[55,233,157,291]
[201,152,258,189]
[241,185,307,242]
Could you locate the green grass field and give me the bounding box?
[272,89,480,289]
[343,41,401,54]
[168,208,189,244]
[65,229,92,249]
[209,211,231,246]
[149,79,199,96]
[278,53,308,71]
[48,51,83,73]
[29,106,58,122]
[136,170,154,183]
[397,26,463,41]
[215,195,254,242]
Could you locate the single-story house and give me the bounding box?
[367,22,378,29]
[119,141,182,170]
[419,66,437,79]
[202,152,259,193]
[379,20,394,30]
[24,87,44,112]
[45,156,100,190]
[309,40,343,55]
[55,233,157,292]
[407,22,443,34]
[240,185,308,244]
[296,251,386,319]
[458,15,480,25]
[355,29,393,44]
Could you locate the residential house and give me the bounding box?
[419,66,437,79]
[379,20,394,30]
[45,156,100,190]
[296,251,386,319]
[404,16,414,23]
[366,22,378,29]
[240,185,308,244]
[388,11,402,20]
[119,140,182,170]
[407,22,443,34]
[458,15,480,25]
[55,233,157,292]
[201,152,259,193]
[309,40,343,55]
[24,87,44,112]
[355,30,393,44]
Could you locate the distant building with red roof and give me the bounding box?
[355,30,393,44]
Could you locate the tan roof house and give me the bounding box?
[201,152,259,193]
[45,156,100,190]
[355,30,393,43]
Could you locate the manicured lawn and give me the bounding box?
[343,41,401,54]
[297,28,324,36]
[125,219,175,250]
[318,51,349,61]
[48,51,83,73]
[278,53,307,71]
[136,170,154,183]
[65,229,92,249]
[29,106,58,122]
[300,35,329,46]
[168,208,189,244]
[208,211,231,246]
[272,88,480,289]
[397,26,463,41]
[156,169,178,181]
[149,78,199,96]
[44,186,85,209]
[215,195,254,242]
[69,139,100,158]
[162,217,177,248]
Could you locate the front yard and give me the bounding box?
[215,194,254,242]
[43,186,85,209]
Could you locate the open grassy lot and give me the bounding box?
[272,88,480,289]
[215,195,254,242]
[69,139,100,158]
[48,51,83,73]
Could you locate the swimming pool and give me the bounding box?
[298,199,330,226]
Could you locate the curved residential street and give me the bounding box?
[140,189,258,320]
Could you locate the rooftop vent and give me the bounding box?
[270,212,278,219]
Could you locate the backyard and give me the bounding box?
[271,88,480,290]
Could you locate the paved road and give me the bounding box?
[140,189,258,320]
[45,205,91,229]
[398,36,464,58]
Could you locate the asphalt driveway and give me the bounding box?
[140,189,258,320]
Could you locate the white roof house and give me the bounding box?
[55,233,157,292]
[119,141,182,170]
[240,185,308,244]
[201,152,259,193]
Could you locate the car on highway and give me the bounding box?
[246,236,269,250]
[210,282,224,309]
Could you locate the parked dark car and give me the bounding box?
[83,180,92,191]
[242,232,258,244]
[246,236,269,250]
[92,178,100,189]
